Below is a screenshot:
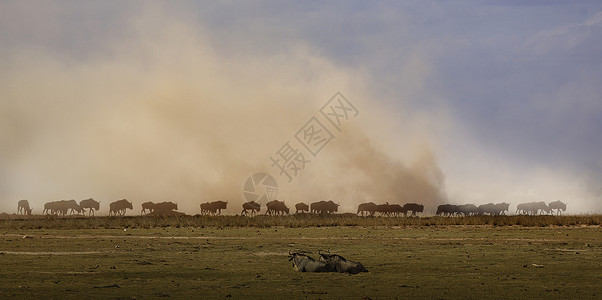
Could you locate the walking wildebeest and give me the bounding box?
[403,203,424,216]
[43,201,56,215]
[266,200,289,215]
[154,201,177,213]
[516,201,550,215]
[318,251,368,274]
[436,204,459,217]
[200,201,228,215]
[80,198,100,216]
[374,203,405,217]
[141,201,156,215]
[43,200,77,216]
[241,201,261,216]
[288,250,334,273]
[17,200,32,215]
[548,200,567,215]
[389,204,407,217]
[310,200,339,214]
[477,203,497,215]
[69,201,84,215]
[294,202,309,214]
[516,202,530,215]
[357,202,378,216]
[109,199,133,216]
[376,203,393,216]
[494,202,510,215]
[458,204,478,216]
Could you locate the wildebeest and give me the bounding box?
[43,200,78,216]
[294,202,309,214]
[373,203,405,217]
[516,201,550,215]
[80,198,100,216]
[376,203,393,216]
[357,202,378,216]
[477,203,496,215]
[68,201,84,215]
[310,200,339,214]
[154,201,177,212]
[388,204,407,217]
[17,200,32,215]
[109,199,133,216]
[403,203,424,216]
[436,204,459,217]
[318,251,368,274]
[288,250,333,273]
[200,201,228,215]
[548,200,567,215]
[477,202,510,216]
[43,201,56,215]
[458,204,478,216]
[141,201,156,215]
[266,200,289,215]
[516,203,530,215]
[494,202,510,215]
[242,201,261,216]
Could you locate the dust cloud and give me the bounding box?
[0,9,447,215]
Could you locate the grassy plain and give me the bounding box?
[0,216,600,299]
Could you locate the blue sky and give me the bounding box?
[1,1,601,213]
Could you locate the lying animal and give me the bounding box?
[288,250,368,274]
[318,251,368,274]
[288,250,333,272]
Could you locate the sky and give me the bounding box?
[1,1,601,215]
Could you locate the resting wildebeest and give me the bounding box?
[109,199,133,216]
[310,200,339,214]
[200,201,228,215]
[403,203,424,216]
[17,200,32,215]
[548,200,567,215]
[266,200,289,215]
[318,251,368,274]
[288,250,333,273]
[357,202,378,216]
[80,198,100,216]
[294,202,309,214]
[242,201,261,216]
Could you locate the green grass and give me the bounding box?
[1,214,600,230]
[1,225,600,299]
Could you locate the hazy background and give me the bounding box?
[1,1,600,215]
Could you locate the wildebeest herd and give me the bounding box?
[435,201,567,216]
[14,198,568,217]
